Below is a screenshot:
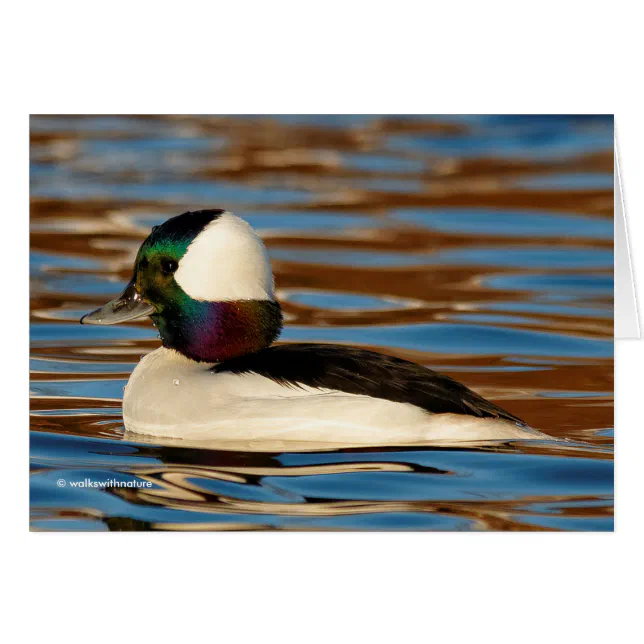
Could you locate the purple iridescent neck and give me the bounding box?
[153,299,283,363]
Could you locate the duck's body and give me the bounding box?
[123,345,544,447]
[82,209,549,449]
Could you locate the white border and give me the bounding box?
[615,137,640,337]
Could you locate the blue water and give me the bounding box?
[29,114,614,531]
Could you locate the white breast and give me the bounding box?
[122,347,548,450]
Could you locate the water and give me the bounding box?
[30,115,614,531]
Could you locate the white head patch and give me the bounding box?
[174,212,275,301]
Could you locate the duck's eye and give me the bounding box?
[160,258,178,275]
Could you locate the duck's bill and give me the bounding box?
[80,280,154,325]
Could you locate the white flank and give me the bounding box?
[174,212,274,301]
[123,348,551,450]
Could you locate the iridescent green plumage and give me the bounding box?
[133,210,283,362]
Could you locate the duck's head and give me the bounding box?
[80,209,283,363]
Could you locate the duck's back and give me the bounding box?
[214,343,525,423]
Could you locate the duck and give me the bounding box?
[80,209,549,450]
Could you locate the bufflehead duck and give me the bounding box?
[81,209,548,449]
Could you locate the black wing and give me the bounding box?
[213,343,525,425]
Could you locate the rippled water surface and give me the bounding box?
[30,115,614,531]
